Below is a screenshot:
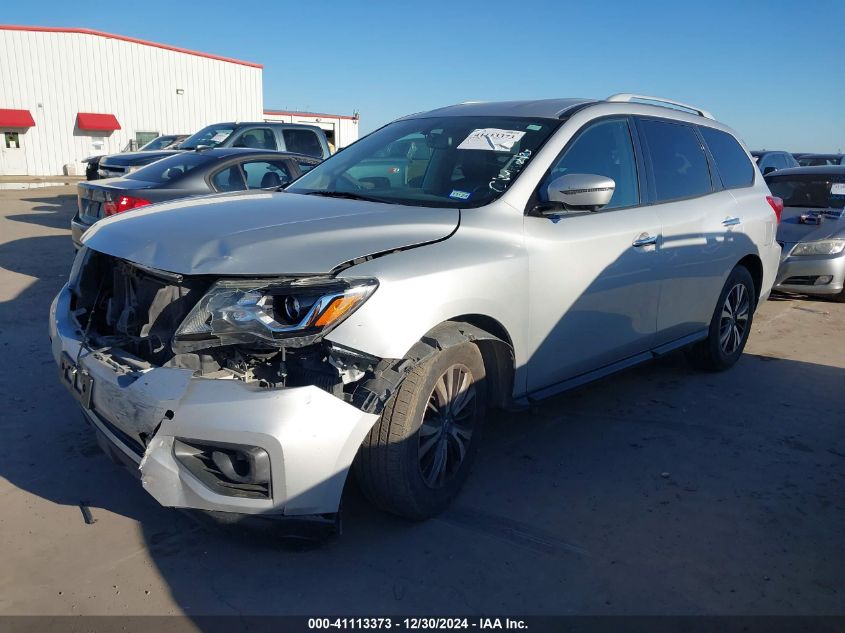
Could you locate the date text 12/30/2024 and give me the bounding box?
[308,618,528,630]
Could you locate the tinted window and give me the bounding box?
[234,128,277,150]
[283,129,324,157]
[766,174,845,210]
[241,160,293,189]
[211,166,247,192]
[699,127,754,189]
[540,118,639,209]
[640,119,712,201]
[127,153,212,183]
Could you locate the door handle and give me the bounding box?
[722,217,741,227]
[632,233,658,247]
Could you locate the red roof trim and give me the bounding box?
[0,25,262,69]
[77,112,121,131]
[0,108,35,128]
[264,109,358,121]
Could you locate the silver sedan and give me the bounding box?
[767,166,845,301]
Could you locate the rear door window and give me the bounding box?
[283,129,324,157]
[241,159,293,189]
[639,119,712,202]
[699,127,754,189]
[233,128,277,150]
[210,166,247,192]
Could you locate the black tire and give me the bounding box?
[354,342,487,520]
[833,287,845,303]
[686,266,756,371]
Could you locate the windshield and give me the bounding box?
[180,124,236,150]
[286,116,560,208]
[126,152,213,183]
[140,135,176,151]
[767,174,845,209]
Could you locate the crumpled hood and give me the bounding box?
[777,206,845,244]
[81,191,459,275]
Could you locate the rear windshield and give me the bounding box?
[766,174,845,209]
[798,156,842,167]
[127,153,212,183]
[180,124,236,150]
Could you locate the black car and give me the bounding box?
[751,150,800,175]
[72,148,321,248]
[82,134,188,180]
[797,153,845,167]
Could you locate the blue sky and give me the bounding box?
[5,0,844,151]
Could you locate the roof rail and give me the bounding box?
[606,93,714,120]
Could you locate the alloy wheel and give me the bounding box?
[719,283,750,355]
[418,364,477,488]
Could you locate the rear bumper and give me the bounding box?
[70,214,90,249]
[50,285,379,518]
[774,251,845,296]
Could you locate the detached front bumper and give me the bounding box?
[49,285,379,518]
[774,244,845,296]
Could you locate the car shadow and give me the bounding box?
[1,196,844,621]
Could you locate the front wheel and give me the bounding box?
[354,343,487,520]
[686,266,756,371]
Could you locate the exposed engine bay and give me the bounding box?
[69,251,404,414]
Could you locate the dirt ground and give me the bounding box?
[0,185,843,618]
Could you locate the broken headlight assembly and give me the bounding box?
[172,277,378,352]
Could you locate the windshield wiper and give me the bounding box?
[304,190,390,204]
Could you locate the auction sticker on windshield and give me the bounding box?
[458,128,526,152]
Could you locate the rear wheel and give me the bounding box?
[355,343,486,519]
[686,266,756,371]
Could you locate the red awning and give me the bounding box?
[76,112,121,132]
[0,108,35,128]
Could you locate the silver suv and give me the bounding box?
[50,94,781,530]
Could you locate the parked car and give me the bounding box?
[82,134,188,180]
[796,153,845,167]
[751,150,800,175]
[765,165,845,301]
[96,122,331,179]
[72,148,321,248]
[51,94,780,535]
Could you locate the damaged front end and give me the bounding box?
[51,248,409,528]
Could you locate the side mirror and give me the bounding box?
[762,166,776,175]
[544,173,615,213]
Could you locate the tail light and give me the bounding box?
[766,195,783,224]
[104,195,151,216]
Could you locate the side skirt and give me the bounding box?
[516,330,708,405]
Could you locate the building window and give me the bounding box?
[4,132,21,149]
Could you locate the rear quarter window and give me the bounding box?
[699,127,754,189]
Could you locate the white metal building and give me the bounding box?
[0,25,359,176]
[263,109,359,151]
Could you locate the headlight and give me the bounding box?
[790,240,845,256]
[173,277,377,352]
[125,165,142,174]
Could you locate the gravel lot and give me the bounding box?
[1,185,843,617]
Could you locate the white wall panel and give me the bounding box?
[0,28,264,175]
